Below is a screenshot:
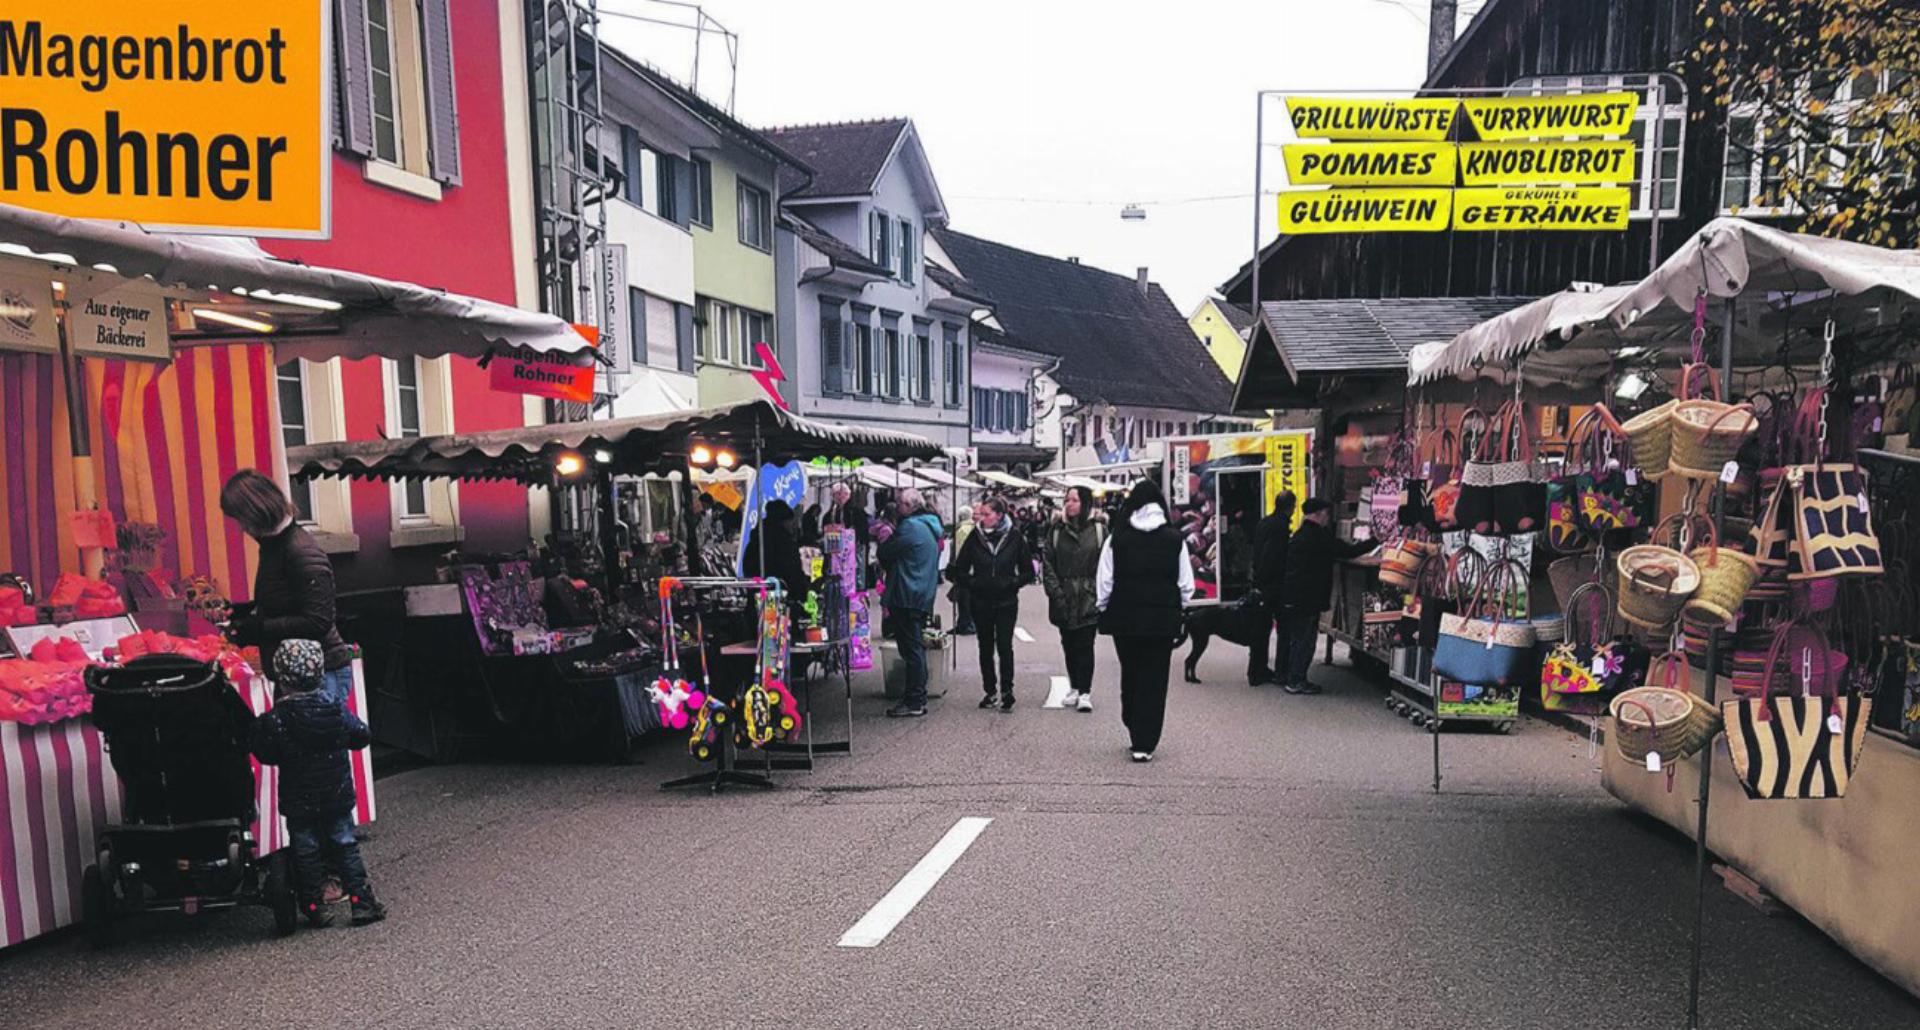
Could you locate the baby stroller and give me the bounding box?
[82,654,297,943]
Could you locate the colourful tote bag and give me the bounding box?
[1722,694,1872,800]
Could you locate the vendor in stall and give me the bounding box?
[743,500,807,603]
[218,470,353,706]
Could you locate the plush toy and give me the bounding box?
[647,677,704,731]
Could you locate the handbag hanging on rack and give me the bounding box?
[1433,558,1536,687]
[1572,404,1655,538]
[1459,401,1543,535]
[1541,580,1636,715]
[1722,660,1872,800]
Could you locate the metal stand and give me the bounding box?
[762,638,855,771]
[657,575,785,792]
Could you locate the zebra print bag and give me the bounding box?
[1722,695,1872,800]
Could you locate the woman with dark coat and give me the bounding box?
[1096,480,1196,762]
[219,470,354,706]
[1042,485,1106,713]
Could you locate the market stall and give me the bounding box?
[287,400,944,770]
[0,200,594,948]
[1395,217,1920,1002]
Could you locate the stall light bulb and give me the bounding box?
[715,450,737,469]
[1615,373,1651,401]
[691,444,714,465]
[593,449,614,464]
[192,308,276,333]
[556,453,585,476]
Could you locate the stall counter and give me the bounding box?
[1603,731,1920,998]
[0,660,376,949]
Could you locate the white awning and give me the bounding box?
[0,201,593,364]
[856,464,941,491]
[1408,285,1637,386]
[979,470,1040,489]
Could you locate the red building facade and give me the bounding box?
[270,0,537,590]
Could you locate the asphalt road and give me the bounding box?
[4,616,1918,1029]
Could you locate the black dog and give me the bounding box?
[1179,596,1271,683]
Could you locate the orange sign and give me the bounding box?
[0,3,331,237]
[489,350,596,403]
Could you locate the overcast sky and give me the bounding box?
[601,0,1452,312]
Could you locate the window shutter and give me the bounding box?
[821,307,843,397]
[419,0,461,184]
[332,0,376,156]
[675,303,695,374]
[671,157,693,228]
[620,127,643,205]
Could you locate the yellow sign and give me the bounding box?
[1277,188,1453,234]
[1458,141,1636,186]
[1282,142,1457,187]
[0,4,331,237]
[1452,187,1633,231]
[1264,432,1311,531]
[1285,98,1458,141]
[1461,92,1639,141]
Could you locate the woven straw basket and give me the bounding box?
[1683,545,1759,626]
[1670,401,1759,480]
[1611,688,1721,764]
[1616,546,1700,628]
[1621,400,1676,479]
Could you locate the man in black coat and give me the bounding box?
[947,497,1035,710]
[1247,491,1297,686]
[1276,498,1375,694]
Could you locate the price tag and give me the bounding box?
[1423,461,1433,478]
[1646,752,1662,773]
[1625,468,1639,485]
[1828,712,1845,734]
[1484,634,1495,651]
[1873,417,1884,433]
[1858,492,1870,513]
[1591,654,1608,676]
[1719,461,1739,484]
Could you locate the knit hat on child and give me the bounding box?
[272,639,326,692]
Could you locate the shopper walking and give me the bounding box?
[948,497,1034,710]
[1276,498,1376,694]
[219,470,354,709]
[1097,480,1195,761]
[1043,485,1106,713]
[876,489,944,718]
[1247,491,1297,686]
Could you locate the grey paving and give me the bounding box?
[3,617,1916,1030]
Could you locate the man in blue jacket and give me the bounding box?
[876,488,945,717]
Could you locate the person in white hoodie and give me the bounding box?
[1096,479,1196,762]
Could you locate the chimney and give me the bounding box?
[1067,256,1080,264]
[1427,0,1458,76]
[1136,267,1150,297]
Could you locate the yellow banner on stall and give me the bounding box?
[1461,92,1639,141]
[1458,141,1637,186]
[1282,142,1457,186]
[1285,97,1458,141]
[1264,432,1311,531]
[1277,188,1453,234]
[1451,187,1633,231]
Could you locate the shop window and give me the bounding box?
[276,360,314,522]
[738,182,772,251]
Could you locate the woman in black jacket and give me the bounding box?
[948,497,1035,710]
[219,470,353,706]
[1097,480,1195,762]
[744,500,808,603]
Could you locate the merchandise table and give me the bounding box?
[0,659,376,950]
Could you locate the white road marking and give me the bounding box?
[838,817,993,948]
[1014,625,1036,643]
[1043,675,1071,709]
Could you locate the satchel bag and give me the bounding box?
[1433,559,1536,686]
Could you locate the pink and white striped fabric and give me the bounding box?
[0,659,375,949]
